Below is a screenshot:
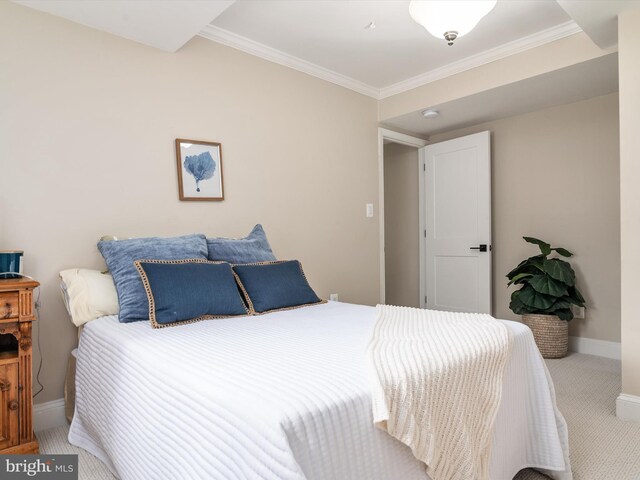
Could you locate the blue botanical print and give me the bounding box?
[184,151,216,192]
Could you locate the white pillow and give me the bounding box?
[59,269,119,326]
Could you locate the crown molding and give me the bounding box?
[198,25,380,98]
[199,20,583,101]
[378,20,582,99]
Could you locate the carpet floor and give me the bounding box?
[37,353,640,480]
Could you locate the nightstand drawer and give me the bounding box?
[0,293,19,320]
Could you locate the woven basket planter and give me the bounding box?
[522,313,568,359]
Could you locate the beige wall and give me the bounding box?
[0,2,380,404]
[379,32,612,122]
[430,93,620,343]
[383,143,420,308]
[619,9,640,398]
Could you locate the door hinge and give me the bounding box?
[424,229,427,238]
[423,163,426,171]
[425,295,427,304]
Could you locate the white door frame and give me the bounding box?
[378,127,428,304]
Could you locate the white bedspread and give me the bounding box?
[69,301,571,480]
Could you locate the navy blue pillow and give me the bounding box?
[207,224,276,264]
[135,260,249,328]
[233,260,325,314]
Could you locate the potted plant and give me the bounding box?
[506,237,586,358]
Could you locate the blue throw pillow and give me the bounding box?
[207,224,276,264]
[98,234,208,323]
[135,260,249,328]
[233,260,325,314]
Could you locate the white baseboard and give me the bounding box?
[617,393,640,422]
[33,398,67,432]
[568,336,621,360]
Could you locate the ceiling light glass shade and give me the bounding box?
[409,0,497,43]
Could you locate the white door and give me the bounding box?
[422,131,491,314]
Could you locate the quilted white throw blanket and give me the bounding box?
[367,305,513,480]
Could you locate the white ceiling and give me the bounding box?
[14,0,234,52]
[381,53,618,136]
[209,0,572,90]
[557,0,640,48]
[13,0,637,100]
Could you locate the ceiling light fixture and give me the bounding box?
[422,109,439,119]
[409,0,497,46]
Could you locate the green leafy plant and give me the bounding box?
[507,237,585,321]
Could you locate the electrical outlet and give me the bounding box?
[571,305,585,319]
[329,293,339,302]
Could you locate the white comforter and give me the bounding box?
[69,302,571,480]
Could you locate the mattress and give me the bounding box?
[69,301,571,480]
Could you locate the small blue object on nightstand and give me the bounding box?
[0,250,23,279]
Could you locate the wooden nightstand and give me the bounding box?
[0,278,39,454]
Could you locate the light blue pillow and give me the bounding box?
[98,234,208,323]
[207,224,276,264]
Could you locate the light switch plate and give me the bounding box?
[366,203,374,217]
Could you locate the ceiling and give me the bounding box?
[13,0,638,99]
[557,0,640,48]
[14,0,234,52]
[380,53,618,137]
[208,0,571,91]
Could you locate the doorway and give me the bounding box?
[378,128,427,305]
[384,141,421,307]
[378,128,492,314]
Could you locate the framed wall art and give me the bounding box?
[175,138,224,201]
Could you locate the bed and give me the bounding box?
[68,301,571,480]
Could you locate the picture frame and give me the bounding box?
[175,138,224,201]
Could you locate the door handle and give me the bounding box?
[470,244,489,252]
